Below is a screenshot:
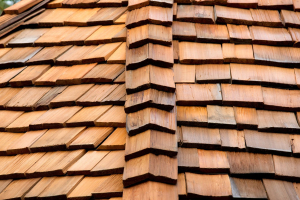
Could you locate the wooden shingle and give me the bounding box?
[27,46,72,65]
[68,151,109,175]
[221,84,263,107]
[233,107,258,129]
[128,0,173,10]
[38,176,84,199]
[85,25,125,45]
[181,126,221,149]
[227,0,258,8]
[230,63,296,87]
[91,151,125,175]
[76,84,119,106]
[126,43,173,69]
[0,47,42,67]
[178,147,200,171]
[56,64,96,85]
[258,0,293,10]
[244,130,292,154]
[257,110,300,133]
[262,87,300,111]
[0,132,23,155]
[273,155,300,180]
[251,9,283,27]
[24,177,55,200]
[126,65,175,94]
[6,130,47,154]
[0,88,21,109]
[35,27,78,46]
[263,179,299,200]
[98,128,127,150]
[69,127,113,150]
[227,24,252,43]
[123,153,177,187]
[4,0,43,14]
[198,149,230,173]
[0,110,24,131]
[207,105,237,128]
[60,26,100,46]
[222,43,254,64]
[6,111,47,132]
[288,27,300,47]
[34,67,68,86]
[177,5,214,23]
[66,105,112,126]
[177,106,207,126]
[177,173,187,198]
[30,127,85,152]
[127,24,172,48]
[0,178,40,200]
[172,21,196,41]
[123,181,177,200]
[250,26,293,45]
[230,178,267,199]
[38,8,77,26]
[35,87,67,110]
[56,46,97,66]
[64,8,101,26]
[82,64,124,83]
[68,176,109,200]
[87,7,127,25]
[215,5,253,25]
[196,64,231,84]
[6,87,51,111]
[227,152,275,176]
[125,130,177,160]
[26,149,85,177]
[50,84,94,108]
[125,88,175,113]
[185,173,232,199]
[7,28,49,47]
[95,106,126,127]
[126,107,176,135]
[0,67,25,87]
[179,42,223,64]
[126,6,172,29]
[219,129,246,150]
[30,106,82,130]
[176,84,222,106]
[195,24,230,43]
[174,64,195,83]
[9,65,51,87]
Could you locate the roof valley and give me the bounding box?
[123,1,178,198]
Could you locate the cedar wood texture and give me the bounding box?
[0,0,300,200]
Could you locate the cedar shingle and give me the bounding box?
[257,110,300,133]
[64,8,101,26]
[126,43,173,69]
[7,28,49,47]
[196,64,230,84]
[227,24,252,43]
[174,64,195,83]
[177,5,214,23]
[198,149,230,173]
[69,127,114,150]
[125,130,177,160]
[126,65,175,94]
[221,84,264,107]
[82,64,124,83]
[222,43,254,64]
[98,128,127,150]
[227,0,258,8]
[177,106,207,126]
[181,126,221,149]
[176,84,222,106]
[230,178,267,199]
[126,107,176,135]
[128,0,173,10]
[30,106,82,130]
[263,179,299,200]
[185,173,232,199]
[38,8,78,26]
[88,7,127,25]
[258,0,293,10]
[91,151,125,175]
[95,106,126,127]
[35,27,78,46]
[35,86,67,110]
[123,153,177,187]
[126,6,172,28]
[0,68,25,87]
[273,155,300,180]
[127,24,172,48]
[244,130,292,154]
[195,24,230,43]
[60,26,100,46]
[207,105,237,128]
[172,21,196,41]
[233,107,258,129]
[179,42,223,64]
[251,9,283,27]
[68,151,109,175]
[215,5,253,25]
[219,129,245,150]
[250,26,293,45]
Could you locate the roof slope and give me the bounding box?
[0,0,299,199]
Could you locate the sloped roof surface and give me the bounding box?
[0,0,299,199]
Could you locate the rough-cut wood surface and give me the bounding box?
[195,24,230,43]
[230,177,267,199]
[177,5,214,23]
[207,105,237,128]
[233,107,258,129]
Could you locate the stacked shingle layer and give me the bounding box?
[0,0,300,199]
